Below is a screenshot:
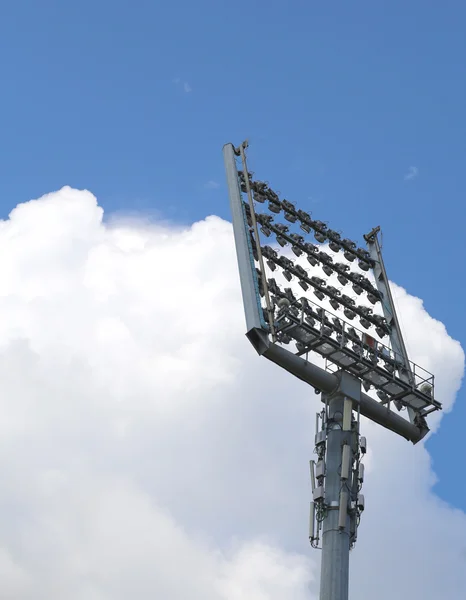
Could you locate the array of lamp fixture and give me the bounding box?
[239,170,390,339]
[237,167,437,411]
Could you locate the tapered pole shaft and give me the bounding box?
[319,394,351,600]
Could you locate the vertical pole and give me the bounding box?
[319,394,351,600]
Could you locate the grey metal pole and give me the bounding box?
[319,394,351,600]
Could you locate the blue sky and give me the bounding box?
[0,0,464,508]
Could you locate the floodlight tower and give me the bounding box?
[223,141,441,600]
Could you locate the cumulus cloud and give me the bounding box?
[0,186,462,598]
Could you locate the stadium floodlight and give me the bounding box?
[223,141,442,600]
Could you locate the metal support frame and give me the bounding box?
[364,227,422,423]
[223,143,269,354]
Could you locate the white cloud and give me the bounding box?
[0,186,462,598]
[205,180,220,189]
[172,78,192,93]
[404,166,419,180]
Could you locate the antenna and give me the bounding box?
[223,141,442,600]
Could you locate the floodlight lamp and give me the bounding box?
[255,269,265,296]
[282,199,296,212]
[275,223,288,234]
[268,201,281,214]
[317,309,332,327]
[340,294,355,306]
[262,245,278,260]
[314,220,327,231]
[357,250,373,272]
[337,275,349,286]
[352,342,363,354]
[256,213,273,227]
[279,256,293,269]
[327,230,341,252]
[332,318,343,331]
[283,271,293,282]
[358,260,371,272]
[376,390,389,403]
[335,261,350,271]
[343,251,356,262]
[284,288,298,303]
[300,297,310,309]
[280,333,292,344]
[296,341,307,353]
[289,305,300,317]
[238,169,253,184]
[327,229,341,240]
[326,285,341,297]
[266,188,279,201]
[262,246,278,269]
[314,290,325,301]
[290,233,304,244]
[285,212,297,223]
[261,226,272,237]
[244,204,253,227]
[344,308,356,320]
[311,276,326,287]
[359,306,373,317]
[342,238,357,250]
[319,251,333,263]
[372,315,389,337]
[347,327,359,341]
[298,210,312,233]
[359,317,371,329]
[251,179,267,193]
[267,278,280,295]
[352,284,363,295]
[330,299,340,310]
[367,293,380,305]
[253,191,267,203]
[335,262,350,285]
[250,240,259,261]
[304,241,318,253]
[295,264,308,278]
[290,234,305,256]
[359,249,371,260]
[276,236,287,247]
[322,265,333,276]
[315,232,327,243]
